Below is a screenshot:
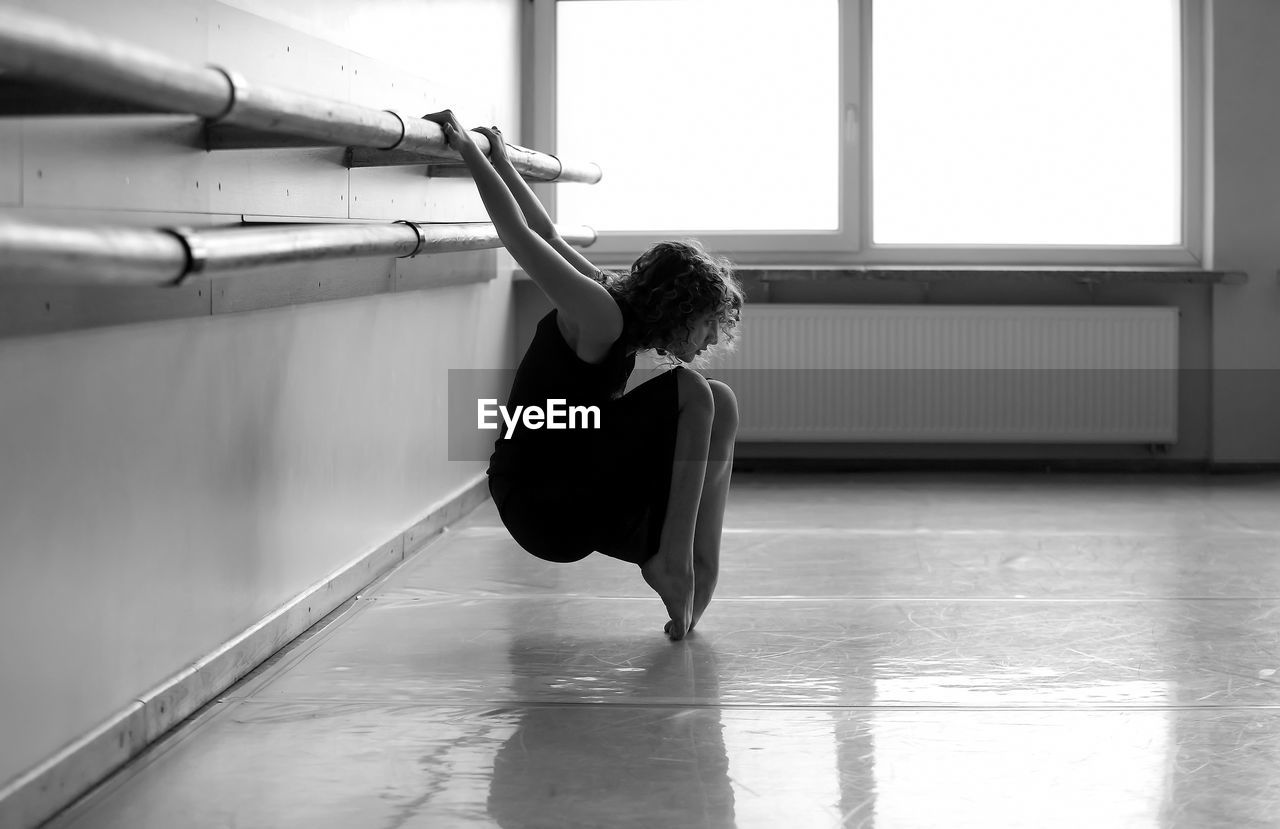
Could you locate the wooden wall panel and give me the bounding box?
[14,0,210,213]
[343,54,491,224]
[350,168,493,224]
[206,3,350,98]
[346,49,443,114]
[21,115,210,213]
[28,0,208,57]
[214,0,353,49]
[0,208,232,338]
[212,256,394,315]
[204,144,349,219]
[217,0,521,114]
[419,177,490,223]
[396,248,496,292]
[0,281,212,338]
[346,54,452,223]
[348,167,428,222]
[342,0,522,127]
[204,4,351,218]
[8,1,518,222]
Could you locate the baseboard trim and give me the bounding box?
[0,474,491,829]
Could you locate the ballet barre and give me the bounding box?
[0,7,602,183]
[0,215,597,287]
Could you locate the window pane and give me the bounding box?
[873,0,1181,245]
[556,0,839,233]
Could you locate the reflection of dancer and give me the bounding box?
[424,111,742,640]
[486,635,734,827]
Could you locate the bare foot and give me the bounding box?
[667,595,710,638]
[641,553,694,640]
[688,562,717,633]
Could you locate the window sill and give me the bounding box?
[514,267,1247,286]
[738,267,1247,286]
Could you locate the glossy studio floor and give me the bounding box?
[47,472,1280,828]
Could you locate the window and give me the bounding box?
[555,0,840,234]
[874,0,1183,247]
[527,0,1203,266]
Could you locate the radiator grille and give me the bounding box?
[703,305,1178,443]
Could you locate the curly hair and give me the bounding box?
[594,240,743,364]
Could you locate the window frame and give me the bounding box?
[525,0,1206,268]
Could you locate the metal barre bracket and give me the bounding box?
[203,65,334,151]
[204,65,240,123]
[162,226,206,284]
[393,220,426,258]
[381,110,408,152]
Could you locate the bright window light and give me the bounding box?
[555,0,839,233]
[873,0,1182,246]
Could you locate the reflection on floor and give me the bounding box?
[47,473,1280,828]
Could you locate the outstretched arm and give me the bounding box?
[473,126,600,281]
[423,111,620,351]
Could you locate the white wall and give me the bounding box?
[0,0,522,795]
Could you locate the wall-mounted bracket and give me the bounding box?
[346,147,450,168]
[204,124,337,150]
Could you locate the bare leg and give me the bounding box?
[641,368,714,640]
[688,380,738,631]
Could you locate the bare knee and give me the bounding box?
[674,366,714,422]
[707,380,738,438]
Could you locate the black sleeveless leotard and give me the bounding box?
[487,308,681,565]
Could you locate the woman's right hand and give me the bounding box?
[422,109,475,153]
[473,126,510,165]
[477,125,558,238]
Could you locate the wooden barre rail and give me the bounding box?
[0,6,603,184]
[0,215,597,287]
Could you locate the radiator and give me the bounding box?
[705,305,1179,443]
